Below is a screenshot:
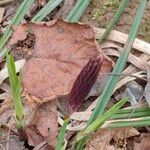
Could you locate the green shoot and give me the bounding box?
[76,0,147,149]
[6,53,25,140]
[66,0,90,22]
[75,99,127,142]
[56,118,69,150]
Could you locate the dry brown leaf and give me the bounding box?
[85,128,139,150]
[85,129,114,150]
[112,127,139,142]
[134,133,150,150]
[26,125,45,147]
[30,100,58,148]
[10,19,112,100]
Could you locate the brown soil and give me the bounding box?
[81,0,150,42]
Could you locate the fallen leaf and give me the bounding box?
[85,127,139,150]
[29,100,58,148]
[85,129,114,150]
[134,133,150,150]
[10,19,112,101]
[26,125,44,147]
[113,127,139,142]
[4,135,26,150]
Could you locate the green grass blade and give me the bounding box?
[76,1,147,149]
[0,0,34,56]
[107,116,150,128]
[117,106,149,114]
[76,99,127,142]
[90,0,147,121]
[98,0,129,43]
[56,119,69,150]
[112,110,150,119]
[6,53,25,130]
[6,53,18,94]
[66,0,90,22]
[14,76,25,129]
[11,0,34,25]
[32,0,63,22]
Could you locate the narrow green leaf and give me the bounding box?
[76,99,127,142]
[117,106,149,114]
[66,0,90,22]
[6,53,25,130]
[107,116,150,128]
[32,0,63,22]
[90,0,147,122]
[6,53,18,94]
[14,76,25,129]
[98,0,129,43]
[0,0,34,56]
[76,1,147,149]
[112,108,150,119]
[56,119,69,150]
[14,77,24,120]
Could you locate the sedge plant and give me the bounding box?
[75,99,127,143]
[6,53,25,140]
[75,1,147,149]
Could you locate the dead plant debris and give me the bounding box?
[10,19,112,100]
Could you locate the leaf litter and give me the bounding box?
[0,1,150,149]
[10,19,113,100]
[0,19,113,149]
[0,9,149,150]
[85,128,139,150]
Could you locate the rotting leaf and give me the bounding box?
[85,128,139,150]
[26,125,44,147]
[134,133,150,150]
[85,129,114,150]
[10,19,112,102]
[29,100,58,148]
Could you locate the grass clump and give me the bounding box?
[6,53,25,140]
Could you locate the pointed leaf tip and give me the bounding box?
[67,53,104,115]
